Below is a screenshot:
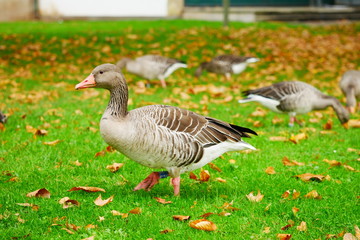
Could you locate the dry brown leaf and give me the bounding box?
[246,190,264,202]
[272,116,284,124]
[59,197,80,209]
[111,210,128,218]
[160,229,174,234]
[218,201,240,211]
[292,207,299,215]
[229,159,236,164]
[216,177,227,183]
[348,119,360,128]
[94,195,114,207]
[35,129,48,136]
[43,139,61,146]
[294,173,325,182]
[263,226,271,233]
[282,156,305,166]
[343,164,358,172]
[61,228,75,235]
[355,225,360,239]
[189,219,217,231]
[26,188,50,198]
[199,212,215,218]
[276,233,292,240]
[106,163,124,173]
[292,190,301,200]
[304,190,322,199]
[253,120,263,127]
[154,197,172,204]
[68,186,105,193]
[200,169,210,182]
[208,162,222,172]
[296,221,307,231]
[343,233,357,240]
[81,236,95,240]
[129,207,142,214]
[250,107,267,117]
[84,224,97,229]
[16,203,39,211]
[189,172,197,180]
[265,166,276,175]
[323,159,342,167]
[269,136,288,142]
[71,160,82,166]
[281,190,291,199]
[98,216,105,222]
[173,215,190,221]
[323,119,333,130]
[289,132,307,144]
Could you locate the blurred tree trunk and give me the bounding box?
[223,0,230,27]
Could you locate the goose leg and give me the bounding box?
[171,177,181,196]
[133,171,169,192]
[159,78,167,88]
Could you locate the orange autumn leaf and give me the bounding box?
[294,173,326,182]
[16,203,39,211]
[250,107,267,117]
[199,212,215,218]
[200,169,210,182]
[94,194,114,207]
[304,190,322,199]
[68,186,105,193]
[129,207,142,214]
[246,190,264,202]
[281,190,291,199]
[348,119,360,128]
[189,172,198,180]
[277,233,292,240]
[323,159,342,167]
[26,188,51,198]
[208,162,222,172]
[154,197,172,204]
[216,177,227,183]
[43,139,61,146]
[59,197,80,209]
[172,215,190,221]
[189,219,217,231]
[218,201,240,211]
[265,166,276,175]
[323,119,333,130]
[292,207,300,216]
[289,132,307,144]
[282,157,304,166]
[160,229,174,234]
[269,136,288,142]
[106,163,124,173]
[111,210,128,218]
[343,164,358,172]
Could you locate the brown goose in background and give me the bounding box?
[116,55,187,88]
[339,70,360,114]
[195,55,259,80]
[0,111,7,124]
[238,81,349,127]
[75,63,257,196]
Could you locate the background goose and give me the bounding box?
[75,63,257,196]
[238,81,349,127]
[195,55,259,80]
[339,70,360,114]
[116,54,187,88]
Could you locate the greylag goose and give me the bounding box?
[339,70,360,114]
[238,81,349,127]
[116,55,187,88]
[75,63,257,196]
[195,55,259,80]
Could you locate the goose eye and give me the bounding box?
[99,71,104,74]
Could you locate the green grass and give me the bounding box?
[0,20,359,239]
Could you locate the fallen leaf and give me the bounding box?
[84,224,97,229]
[81,236,95,240]
[343,233,357,240]
[304,190,322,199]
[250,107,267,117]
[246,190,264,202]
[59,197,80,209]
[265,166,276,175]
[218,201,240,211]
[263,226,271,233]
[71,160,82,166]
[26,188,50,198]
[35,129,48,136]
[154,197,172,204]
[189,172,197,180]
[294,173,326,182]
[216,177,227,183]
[160,229,174,234]
[43,139,61,146]
[281,190,291,199]
[94,195,114,207]
[106,163,124,173]
[98,216,105,222]
[281,220,295,230]
[269,136,288,141]
[292,190,301,200]
[296,221,307,232]
[292,207,300,216]
[229,159,236,164]
[208,162,222,172]
[277,233,292,240]
[16,203,39,211]
[282,156,304,166]
[200,169,210,182]
[323,159,342,167]
[343,164,358,172]
[111,210,128,218]
[199,212,215,218]
[289,132,307,144]
[272,116,284,124]
[172,215,190,221]
[189,219,217,231]
[68,186,105,193]
[348,119,360,128]
[61,228,75,235]
[129,207,141,214]
[323,119,333,130]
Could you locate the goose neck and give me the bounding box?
[107,84,128,118]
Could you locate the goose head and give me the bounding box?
[75,64,124,91]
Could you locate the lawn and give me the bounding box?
[0,19,359,240]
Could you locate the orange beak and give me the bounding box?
[75,73,96,90]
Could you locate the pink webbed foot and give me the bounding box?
[133,171,169,192]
